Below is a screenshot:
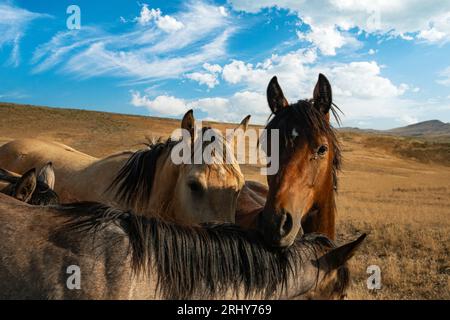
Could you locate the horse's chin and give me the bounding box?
[300,205,320,234]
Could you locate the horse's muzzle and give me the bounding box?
[260,208,303,248]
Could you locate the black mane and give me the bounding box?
[56,202,344,299]
[106,138,178,212]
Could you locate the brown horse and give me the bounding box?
[0,163,59,205]
[0,110,248,224]
[237,74,341,248]
[0,193,365,300]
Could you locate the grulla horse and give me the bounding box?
[0,193,365,300]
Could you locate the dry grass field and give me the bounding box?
[1,103,449,300]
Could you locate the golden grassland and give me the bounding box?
[1,103,449,299]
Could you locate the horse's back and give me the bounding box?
[0,194,137,299]
[0,139,96,174]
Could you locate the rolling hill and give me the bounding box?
[341,120,450,141]
[388,120,450,137]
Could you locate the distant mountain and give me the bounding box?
[338,127,379,134]
[387,120,450,137]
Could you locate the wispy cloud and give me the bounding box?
[0,90,29,100]
[32,1,234,83]
[0,2,50,67]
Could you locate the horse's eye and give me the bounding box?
[188,181,204,193]
[317,145,328,156]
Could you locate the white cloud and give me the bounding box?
[203,63,222,73]
[219,6,228,17]
[416,12,450,44]
[208,48,427,127]
[135,4,184,32]
[220,48,319,95]
[132,47,442,128]
[222,60,254,84]
[297,25,357,56]
[32,1,232,82]
[186,72,219,88]
[196,91,268,123]
[222,48,319,99]
[229,0,450,47]
[130,89,268,123]
[155,14,185,33]
[185,63,223,88]
[325,61,408,99]
[131,92,189,116]
[0,3,49,66]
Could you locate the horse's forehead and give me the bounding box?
[185,164,242,186]
[285,128,330,149]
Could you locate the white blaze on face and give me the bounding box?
[292,128,299,138]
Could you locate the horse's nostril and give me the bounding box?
[279,211,293,237]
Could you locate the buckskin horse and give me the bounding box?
[237,74,341,248]
[0,193,365,300]
[0,111,249,224]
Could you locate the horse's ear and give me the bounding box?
[181,109,195,142]
[313,73,333,115]
[14,168,37,203]
[236,115,251,132]
[0,168,12,180]
[317,234,367,271]
[267,76,289,114]
[38,162,55,190]
[226,115,251,142]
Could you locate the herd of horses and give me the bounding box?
[0,74,366,299]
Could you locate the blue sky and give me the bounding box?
[1,0,450,129]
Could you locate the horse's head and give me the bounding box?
[0,163,59,205]
[303,234,366,300]
[170,110,248,223]
[259,74,340,248]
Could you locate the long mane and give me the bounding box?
[56,202,341,299]
[106,138,177,212]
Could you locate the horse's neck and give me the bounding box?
[304,189,336,240]
[321,192,336,239]
[145,149,180,219]
[71,152,133,203]
[235,181,268,229]
[81,148,180,218]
